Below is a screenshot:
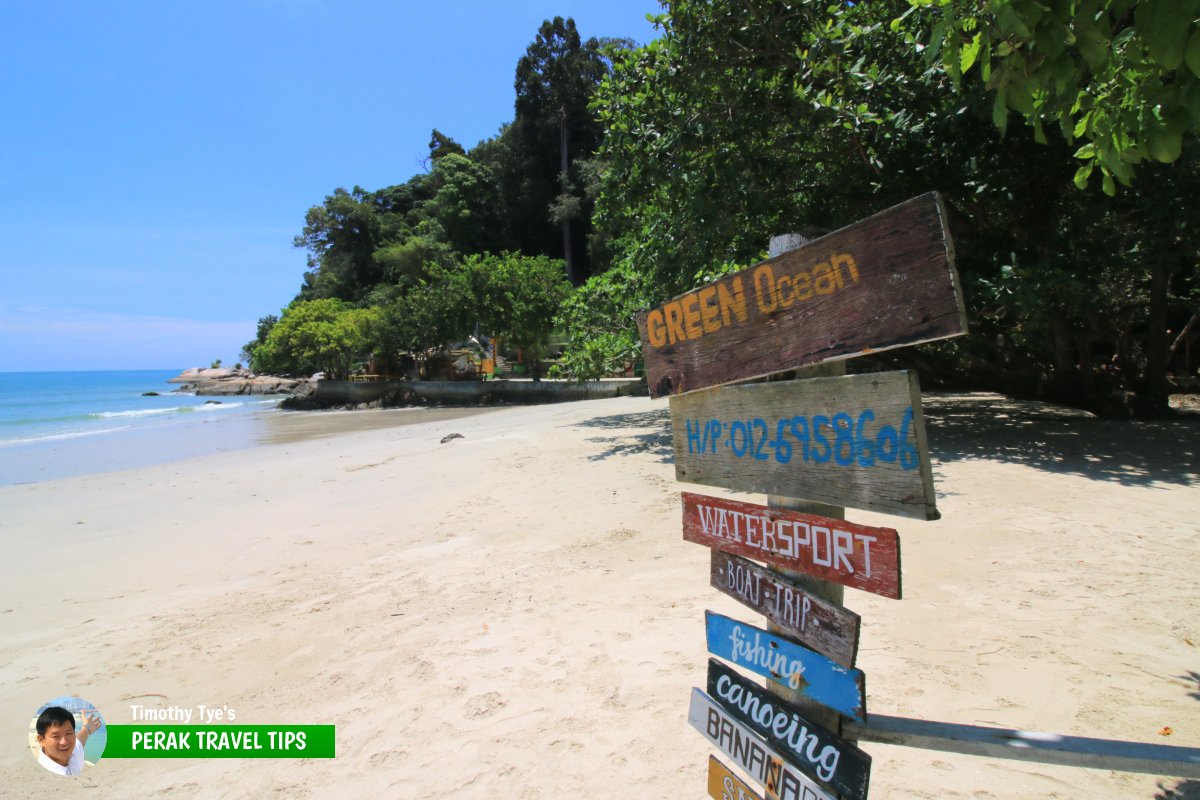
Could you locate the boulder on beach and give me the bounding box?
[169,367,302,396]
[278,380,320,410]
[168,367,245,384]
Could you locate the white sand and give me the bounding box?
[1,393,1196,798]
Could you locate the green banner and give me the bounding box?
[105,725,335,758]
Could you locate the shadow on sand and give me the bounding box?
[569,393,1199,485]
[571,408,673,463]
[923,393,1199,487]
[1178,670,1200,703]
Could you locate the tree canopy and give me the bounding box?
[916,0,1200,193]
[581,0,1198,413]
[248,8,1198,415]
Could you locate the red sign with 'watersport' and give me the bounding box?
[681,492,901,600]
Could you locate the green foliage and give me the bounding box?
[465,252,573,376]
[241,314,278,369]
[371,236,455,286]
[251,6,1196,411]
[428,129,466,161]
[914,0,1200,192]
[373,275,471,364]
[252,299,379,380]
[516,17,609,131]
[425,154,506,254]
[585,0,1198,412]
[552,260,651,381]
[293,186,399,302]
[593,0,912,296]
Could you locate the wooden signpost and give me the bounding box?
[708,755,765,800]
[705,611,866,722]
[669,371,939,520]
[637,192,964,399]
[710,551,860,667]
[684,492,902,599]
[651,195,947,798]
[689,688,838,800]
[647,194,1200,797]
[708,659,873,800]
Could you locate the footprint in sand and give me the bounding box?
[369,749,409,766]
[465,691,508,719]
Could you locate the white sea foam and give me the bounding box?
[196,402,245,411]
[93,407,179,419]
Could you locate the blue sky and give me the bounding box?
[0,0,661,371]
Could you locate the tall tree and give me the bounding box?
[427,128,466,162]
[514,17,609,283]
[293,187,388,302]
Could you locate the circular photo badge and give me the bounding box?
[29,696,106,777]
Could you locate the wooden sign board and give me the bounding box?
[706,611,866,721]
[708,755,765,800]
[684,492,902,599]
[670,371,938,520]
[711,551,861,667]
[690,688,838,800]
[708,659,872,800]
[637,192,965,399]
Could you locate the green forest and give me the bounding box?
[245,1,1200,417]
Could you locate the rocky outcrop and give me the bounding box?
[169,367,303,396]
[278,379,321,409]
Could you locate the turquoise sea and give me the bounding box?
[0,370,287,486]
[0,370,485,486]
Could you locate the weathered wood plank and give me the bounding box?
[689,688,838,800]
[706,611,866,722]
[637,192,966,398]
[708,755,765,800]
[685,492,902,599]
[708,659,873,800]
[843,714,1200,778]
[670,371,938,520]
[710,551,861,667]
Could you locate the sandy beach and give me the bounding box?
[1,392,1197,799]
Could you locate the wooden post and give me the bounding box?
[764,233,849,737]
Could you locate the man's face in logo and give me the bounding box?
[38,720,76,766]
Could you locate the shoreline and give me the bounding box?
[1,393,1196,798]
[0,404,497,487]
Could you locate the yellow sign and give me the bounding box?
[642,254,859,349]
[707,755,764,800]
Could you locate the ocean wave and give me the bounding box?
[93,407,182,419]
[196,402,245,411]
[90,402,252,419]
[0,425,133,447]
